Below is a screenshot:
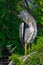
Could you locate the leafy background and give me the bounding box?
[0,0,43,65]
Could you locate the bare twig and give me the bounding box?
[23,52,36,62]
[11,46,17,53]
[8,61,13,65]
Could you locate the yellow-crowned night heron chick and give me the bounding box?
[18,10,37,55]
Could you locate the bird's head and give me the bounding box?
[18,10,34,27]
[17,10,28,22]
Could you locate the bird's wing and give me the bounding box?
[31,19,37,42]
[19,22,24,43]
[24,27,34,43]
[27,14,37,43]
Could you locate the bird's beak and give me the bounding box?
[23,19,27,23]
[23,18,25,21]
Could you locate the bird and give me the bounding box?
[18,10,37,55]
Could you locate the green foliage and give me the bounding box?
[0,0,23,57]
[10,54,26,65]
[25,50,43,65]
[32,0,43,25]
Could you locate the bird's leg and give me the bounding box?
[30,43,32,52]
[27,44,30,54]
[25,43,27,55]
[27,44,29,54]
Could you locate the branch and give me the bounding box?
[23,52,36,62]
[11,46,17,53]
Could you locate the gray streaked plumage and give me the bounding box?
[18,10,37,44]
